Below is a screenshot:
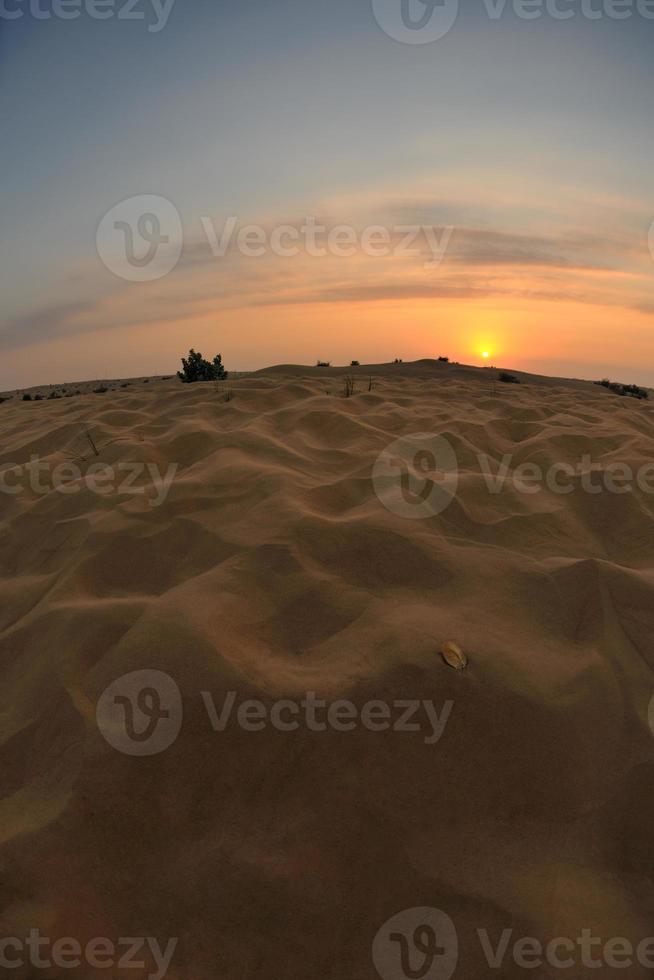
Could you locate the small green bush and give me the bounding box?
[178,349,228,383]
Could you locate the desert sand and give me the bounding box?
[1,359,653,979]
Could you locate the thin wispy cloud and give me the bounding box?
[3,186,652,363]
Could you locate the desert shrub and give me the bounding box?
[594,379,648,400]
[178,349,228,383]
[34,394,43,401]
[622,383,648,399]
[438,356,449,363]
[350,360,360,367]
[48,391,61,399]
[22,393,32,401]
[343,375,356,398]
[316,360,331,368]
[93,386,108,394]
[499,372,520,384]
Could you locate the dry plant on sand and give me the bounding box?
[216,383,234,402]
[65,422,137,462]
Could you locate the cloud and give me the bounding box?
[1,300,97,350]
[3,190,653,354]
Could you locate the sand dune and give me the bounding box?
[1,360,653,979]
